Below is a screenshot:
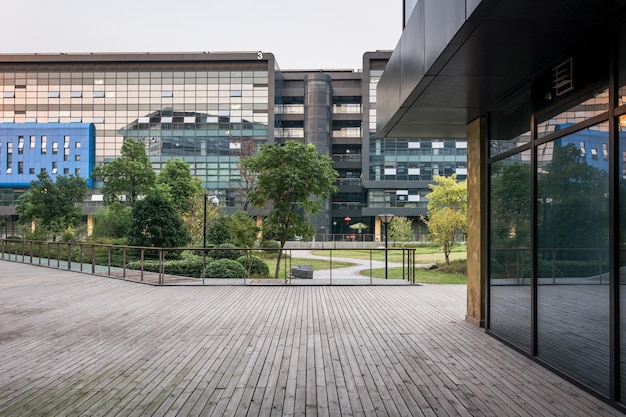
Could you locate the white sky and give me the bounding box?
[0,0,402,70]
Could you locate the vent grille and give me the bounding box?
[553,58,574,97]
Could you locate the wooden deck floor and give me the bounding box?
[0,261,623,417]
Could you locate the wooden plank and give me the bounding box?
[1,261,624,417]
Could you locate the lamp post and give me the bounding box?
[203,194,219,269]
[378,213,394,279]
[320,225,326,249]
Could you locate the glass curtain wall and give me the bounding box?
[0,59,270,209]
[488,33,618,399]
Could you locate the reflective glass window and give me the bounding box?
[489,150,532,352]
[536,123,610,395]
[537,89,609,138]
[619,114,626,402]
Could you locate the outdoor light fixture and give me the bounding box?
[203,194,220,274]
[378,213,394,279]
[203,194,220,249]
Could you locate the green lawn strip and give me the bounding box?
[311,246,466,264]
[262,257,355,280]
[361,267,467,284]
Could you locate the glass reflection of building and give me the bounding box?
[0,51,468,240]
[379,1,626,411]
[0,53,272,212]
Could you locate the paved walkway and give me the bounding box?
[0,260,622,416]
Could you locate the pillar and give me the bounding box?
[466,117,487,327]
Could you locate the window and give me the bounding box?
[2,91,14,98]
[18,136,24,154]
[18,162,23,174]
[75,154,81,161]
[52,142,58,155]
[93,91,105,98]
[41,136,47,154]
[161,90,173,97]
[75,168,80,176]
[52,162,58,174]
[48,91,60,98]
[70,91,82,98]
[29,168,35,174]
[30,136,36,148]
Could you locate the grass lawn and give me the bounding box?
[260,256,354,280]
[364,264,467,284]
[311,245,466,264]
[312,245,467,284]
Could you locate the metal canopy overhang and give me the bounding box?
[377,0,623,139]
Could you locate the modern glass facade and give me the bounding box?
[0,54,272,210]
[0,51,468,242]
[364,59,467,239]
[377,0,626,410]
[487,23,624,403]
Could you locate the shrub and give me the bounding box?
[127,255,205,278]
[205,258,246,278]
[237,255,269,277]
[259,239,280,256]
[211,243,241,260]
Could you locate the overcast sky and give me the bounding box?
[0,0,402,70]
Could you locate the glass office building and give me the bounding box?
[377,0,626,411]
[0,51,467,240]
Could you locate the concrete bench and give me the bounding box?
[291,264,313,279]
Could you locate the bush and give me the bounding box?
[237,255,269,277]
[127,255,205,278]
[205,258,246,278]
[211,243,241,260]
[259,240,280,256]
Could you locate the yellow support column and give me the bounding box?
[466,117,487,327]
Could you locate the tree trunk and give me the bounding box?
[274,240,286,279]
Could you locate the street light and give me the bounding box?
[203,195,220,249]
[203,195,219,271]
[320,225,326,249]
[378,213,394,279]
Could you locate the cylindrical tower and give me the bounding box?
[304,73,333,238]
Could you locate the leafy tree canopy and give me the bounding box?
[127,193,191,248]
[156,159,203,215]
[388,216,414,242]
[91,138,156,206]
[422,174,467,264]
[16,172,87,241]
[242,140,338,277]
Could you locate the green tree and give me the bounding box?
[91,203,131,240]
[422,207,466,265]
[91,138,156,206]
[242,141,338,278]
[156,159,203,215]
[127,193,191,248]
[421,174,467,264]
[228,210,260,249]
[388,216,414,242]
[205,213,231,246]
[16,172,88,241]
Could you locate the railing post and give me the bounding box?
[67,243,72,271]
[91,245,96,274]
